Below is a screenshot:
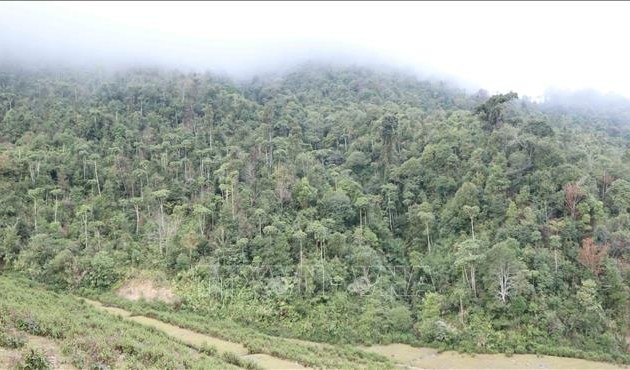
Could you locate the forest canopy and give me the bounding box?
[2,64,630,363]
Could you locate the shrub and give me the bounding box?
[16,348,51,370]
[221,351,241,365]
[0,331,26,348]
[221,351,263,370]
[199,343,217,356]
[85,252,119,289]
[90,363,110,370]
[388,306,413,332]
[175,253,191,271]
[433,320,458,344]
[16,318,46,336]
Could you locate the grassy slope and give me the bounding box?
[94,292,393,369]
[0,275,235,369]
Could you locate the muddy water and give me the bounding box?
[363,343,627,369]
[83,299,306,369]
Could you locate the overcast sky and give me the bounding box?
[1,1,629,98]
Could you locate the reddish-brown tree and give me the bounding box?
[578,237,609,275]
[564,183,585,219]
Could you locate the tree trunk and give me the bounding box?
[462,268,469,291]
[33,199,38,232]
[94,162,101,196]
[425,222,431,253]
[95,228,101,250]
[199,214,205,237]
[54,198,58,224]
[498,264,512,303]
[299,242,303,294]
[83,216,89,249]
[459,296,464,324]
[471,266,477,297]
[159,200,165,256]
[134,205,140,234]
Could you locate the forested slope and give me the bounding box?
[2,64,630,363]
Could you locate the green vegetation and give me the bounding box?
[0,275,234,369]
[0,330,26,350]
[2,63,630,364]
[93,292,394,369]
[221,352,262,370]
[15,349,50,370]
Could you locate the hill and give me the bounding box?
[1,64,630,364]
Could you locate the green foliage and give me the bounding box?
[198,342,218,356]
[475,92,518,130]
[388,306,413,332]
[1,64,630,364]
[93,291,395,369]
[0,330,26,349]
[221,351,263,370]
[415,292,457,344]
[607,179,630,214]
[16,348,51,370]
[484,238,526,304]
[84,251,118,289]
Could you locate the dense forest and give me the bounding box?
[2,64,630,363]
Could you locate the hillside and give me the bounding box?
[0,275,238,369]
[2,64,630,365]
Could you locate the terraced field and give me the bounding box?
[0,276,237,369]
[1,275,627,369]
[84,298,306,369]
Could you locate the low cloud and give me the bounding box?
[1,2,629,98]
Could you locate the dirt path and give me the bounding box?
[363,343,628,370]
[0,347,20,369]
[83,299,306,370]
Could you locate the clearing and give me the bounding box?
[115,277,178,304]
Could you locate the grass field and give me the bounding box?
[91,293,394,369]
[0,274,393,369]
[0,275,236,369]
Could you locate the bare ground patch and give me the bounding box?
[115,278,177,304]
[0,347,21,369]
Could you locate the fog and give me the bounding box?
[1,2,630,99]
